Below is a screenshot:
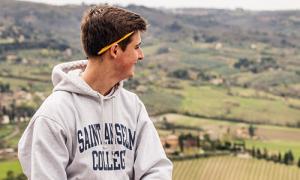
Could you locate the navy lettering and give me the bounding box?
[109,123,113,144]
[115,124,122,144]
[120,150,126,169]
[128,129,136,150]
[92,151,98,170]
[89,125,94,147]
[77,123,136,152]
[84,127,90,150]
[91,150,126,171]
[105,123,110,144]
[113,151,120,170]
[77,130,84,153]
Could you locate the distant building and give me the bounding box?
[234,127,250,139]
[1,115,10,124]
[161,134,179,155]
[165,134,179,148]
[215,42,223,50]
[250,44,257,50]
[64,48,73,57]
[184,138,197,147]
[19,117,26,122]
[210,78,224,85]
[6,54,18,63]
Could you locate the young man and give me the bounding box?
[18,5,173,180]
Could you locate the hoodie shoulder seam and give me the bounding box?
[34,114,66,131]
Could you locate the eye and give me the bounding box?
[135,42,142,49]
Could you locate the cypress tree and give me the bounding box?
[289,150,294,164]
[278,152,282,163]
[251,147,256,157]
[284,152,289,165]
[248,124,256,138]
[256,148,262,159]
[263,148,268,160]
[178,134,184,152]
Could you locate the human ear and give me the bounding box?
[109,44,118,59]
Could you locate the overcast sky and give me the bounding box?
[19,0,300,10]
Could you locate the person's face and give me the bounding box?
[115,31,144,79]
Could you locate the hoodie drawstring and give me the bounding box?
[99,96,107,151]
[112,97,116,151]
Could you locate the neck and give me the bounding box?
[82,58,120,96]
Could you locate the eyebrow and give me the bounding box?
[136,42,142,47]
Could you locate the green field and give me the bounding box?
[173,156,300,180]
[178,85,300,126]
[0,160,22,180]
[140,79,300,127]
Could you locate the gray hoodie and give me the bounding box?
[18,60,173,180]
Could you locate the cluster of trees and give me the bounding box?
[123,78,140,90]
[0,24,69,54]
[0,100,35,123]
[156,47,170,54]
[251,147,299,166]
[0,82,10,93]
[234,57,279,73]
[0,39,69,54]
[177,132,244,154]
[166,21,183,33]
[170,69,190,80]
[178,133,200,152]
[170,68,220,82]
[203,35,218,43]
[0,25,27,40]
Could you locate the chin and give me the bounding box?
[128,73,134,78]
[123,72,134,79]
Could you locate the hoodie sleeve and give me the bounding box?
[134,101,173,180]
[18,115,69,180]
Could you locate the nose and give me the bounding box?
[138,49,144,61]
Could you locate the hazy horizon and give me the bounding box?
[18,0,300,11]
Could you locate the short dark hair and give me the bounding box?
[81,5,147,57]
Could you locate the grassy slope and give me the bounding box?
[0,160,22,180]
[177,84,300,125]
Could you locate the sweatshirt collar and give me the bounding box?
[52,60,122,99]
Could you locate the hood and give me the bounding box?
[51,60,122,99]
